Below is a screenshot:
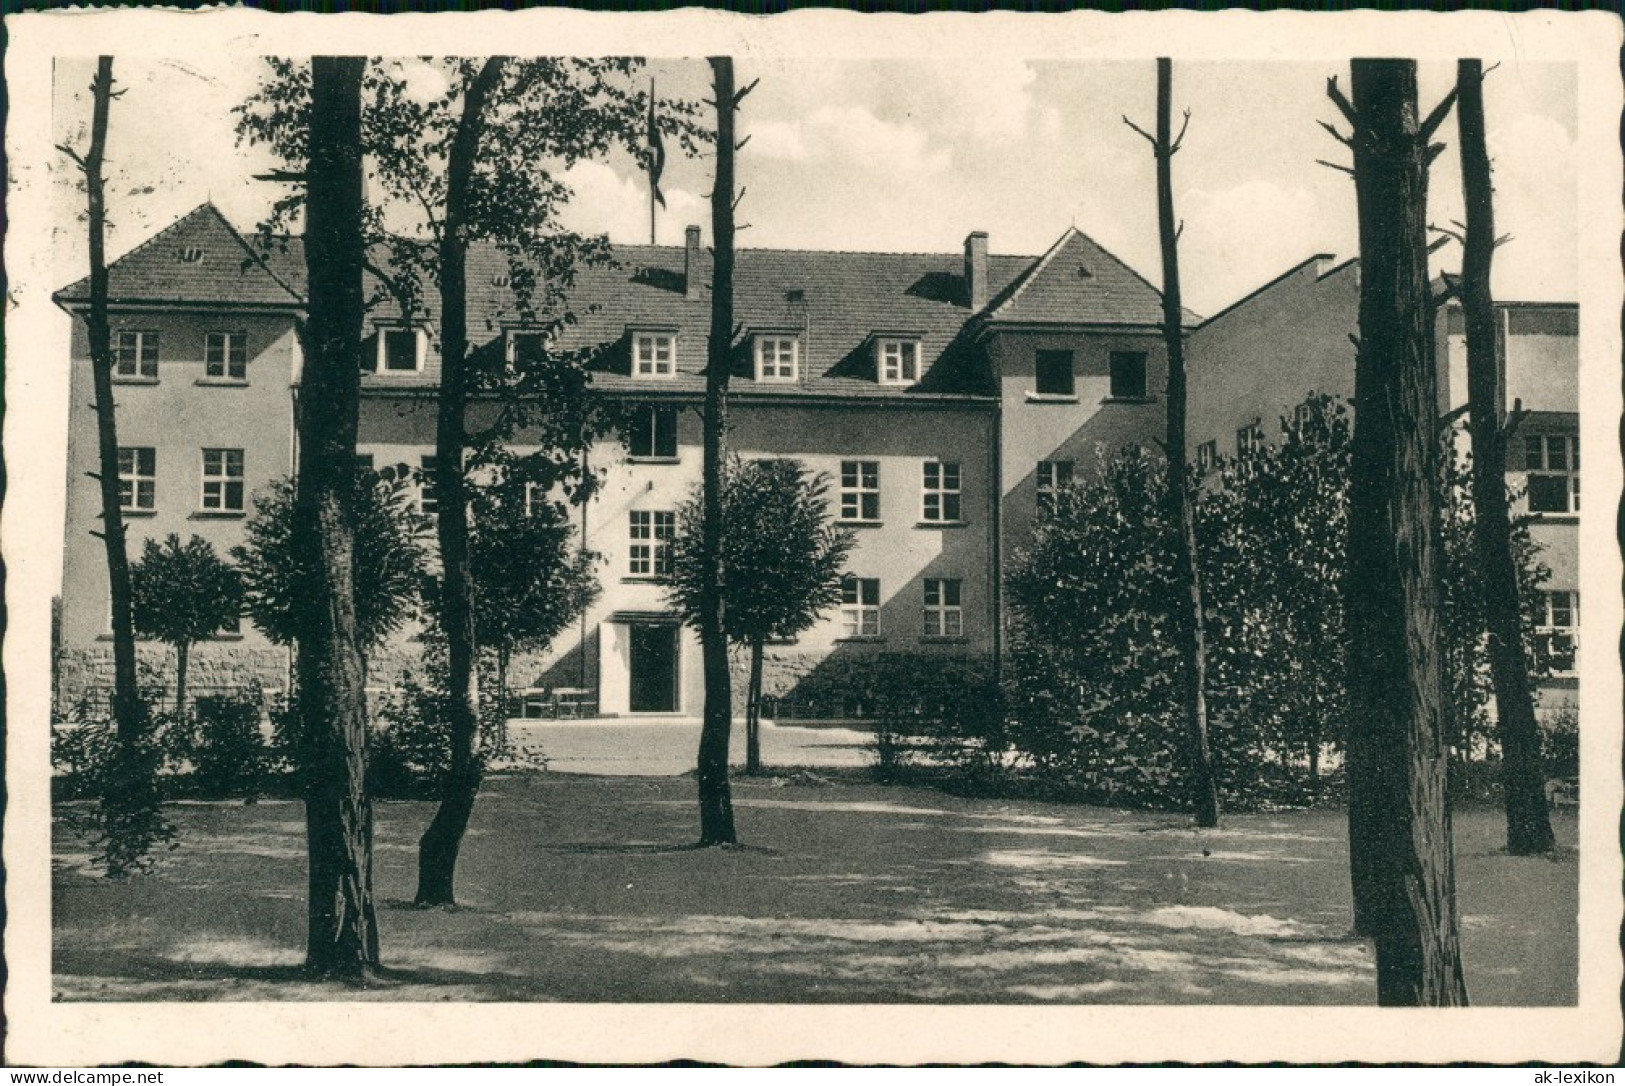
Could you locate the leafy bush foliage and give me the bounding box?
[1003,395,1556,812]
[178,691,276,797]
[367,638,543,798]
[233,473,430,651]
[51,700,178,876]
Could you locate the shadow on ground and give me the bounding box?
[51,775,1578,1004]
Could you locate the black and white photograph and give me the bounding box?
[4,6,1621,1067]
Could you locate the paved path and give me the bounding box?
[501,718,875,776]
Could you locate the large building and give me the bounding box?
[53,203,1580,719]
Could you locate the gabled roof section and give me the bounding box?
[54,202,305,309]
[981,226,1194,328]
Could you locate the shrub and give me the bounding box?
[185,691,274,798]
[367,641,544,798]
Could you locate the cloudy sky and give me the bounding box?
[53,54,1577,316]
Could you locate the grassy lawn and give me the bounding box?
[52,773,1577,1004]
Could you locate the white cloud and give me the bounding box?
[1178,182,1326,316]
[746,119,808,162]
[555,159,702,245]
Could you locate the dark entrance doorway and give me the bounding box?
[629,622,680,713]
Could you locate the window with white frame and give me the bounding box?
[507,330,547,371]
[840,460,880,522]
[755,335,799,382]
[1535,590,1579,674]
[840,576,880,637]
[418,455,439,517]
[633,332,676,378]
[1196,440,1219,474]
[200,448,244,512]
[370,327,425,373]
[923,578,963,638]
[877,338,921,385]
[118,447,156,512]
[205,331,247,380]
[921,460,962,523]
[114,330,159,379]
[1525,433,1579,515]
[629,510,675,577]
[1236,420,1265,457]
[628,405,679,459]
[1036,459,1074,512]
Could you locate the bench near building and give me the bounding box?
[53,203,1580,721]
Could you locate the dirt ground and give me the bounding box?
[52,773,1578,1004]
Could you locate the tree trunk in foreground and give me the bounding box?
[1341,59,1468,1006]
[745,638,765,774]
[174,640,190,719]
[415,59,506,907]
[1457,58,1555,857]
[1150,57,1220,828]
[81,57,144,744]
[298,55,381,979]
[697,56,740,845]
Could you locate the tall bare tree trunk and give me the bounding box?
[1457,58,1555,856]
[1339,59,1468,1006]
[745,638,764,775]
[298,55,381,978]
[79,58,144,743]
[1148,58,1219,828]
[416,58,506,907]
[697,56,741,845]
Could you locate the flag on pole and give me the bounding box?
[646,81,667,210]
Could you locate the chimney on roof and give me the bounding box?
[964,231,989,311]
[685,225,703,301]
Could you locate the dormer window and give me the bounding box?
[633,331,676,378]
[755,335,799,382]
[368,325,426,373]
[876,338,922,386]
[506,329,548,371]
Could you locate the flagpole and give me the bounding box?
[643,78,650,243]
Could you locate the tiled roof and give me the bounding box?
[982,226,1197,328]
[54,203,304,309]
[55,202,1196,398]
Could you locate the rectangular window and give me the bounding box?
[840,460,880,522]
[200,448,244,512]
[524,481,547,518]
[1110,351,1148,399]
[418,455,439,517]
[114,330,159,379]
[921,460,962,523]
[628,405,679,459]
[507,330,547,371]
[1036,459,1074,512]
[118,447,156,512]
[634,332,676,378]
[878,339,921,385]
[923,578,963,638]
[1536,590,1580,674]
[755,335,800,382]
[354,452,375,476]
[374,327,424,372]
[204,331,247,380]
[1237,421,1265,457]
[1034,350,1075,397]
[1196,440,1219,473]
[840,576,880,638]
[629,510,675,577]
[1525,434,1579,514]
